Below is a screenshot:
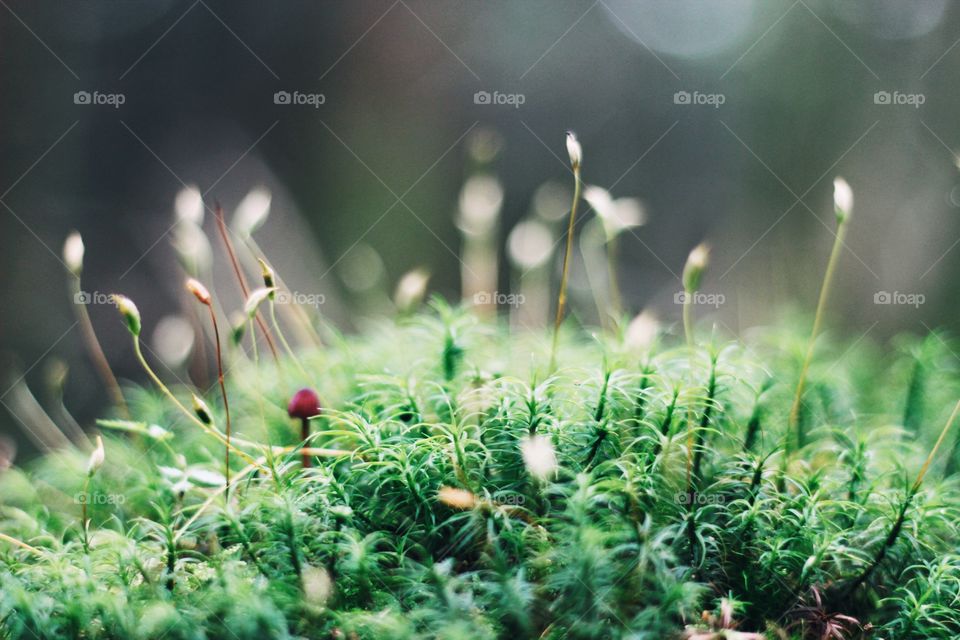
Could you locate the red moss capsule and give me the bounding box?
[288,388,321,468]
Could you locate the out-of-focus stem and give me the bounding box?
[788,220,848,455]
[131,337,262,469]
[214,204,279,362]
[269,299,309,378]
[550,166,581,372]
[69,278,128,417]
[607,235,621,320]
[206,305,232,493]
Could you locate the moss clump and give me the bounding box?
[2,304,960,639]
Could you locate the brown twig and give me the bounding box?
[213,203,279,362]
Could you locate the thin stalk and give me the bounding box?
[683,295,694,347]
[206,305,232,493]
[299,417,312,469]
[606,235,621,320]
[81,475,91,553]
[549,165,582,372]
[0,532,42,556]
[269,298,309,378]
[787,220,848,456]
[243,235,324,348]
[70,278,128,416]
[131,337,261,469]
[248,318,270,436]
[584,371,611,469]
[214,204,279,362]
[174,459,261,542]
[692,355,718,482]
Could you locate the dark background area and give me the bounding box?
[3,0,960,457]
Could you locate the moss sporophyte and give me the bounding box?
[3,136,960,639]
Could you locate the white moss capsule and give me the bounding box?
[192,394,212,425]
[257,258,276,291]
[113,295,141,337]
[244,287,276,318]
[682,243,710,294]
[521,434,558,480]
[437,486,476,510]
[63,231,84,276]
[185,278,212,306]
[566,131,582,171]
[833,177,853,224]
[87,435,105,477]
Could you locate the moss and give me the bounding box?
[1,306,960,639]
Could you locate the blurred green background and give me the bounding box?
[3,0,960,458]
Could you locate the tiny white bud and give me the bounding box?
[566,131,582,171]
[584,185,645,240]
[87,435,105,476]
[185,278,212,306]
[833,177,853,224]
[302,566,334,610]
[394,268,430,313]
[521,434,558,480]
[172,479,191,498]
[257,258,275,289]
[172,222,212,276]
[174,185,204,225]
[113,295,142,337]
[437,486,476,509]
[192,394,212,425]
[63,231,84,276]
[682,243,710,294]
[232,187,272,238]
[625,310,659,354]
[244,287,276,318]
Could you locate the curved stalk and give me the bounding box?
[131,337,262,469]
[549,164,582,372]
[70,278,128,416]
